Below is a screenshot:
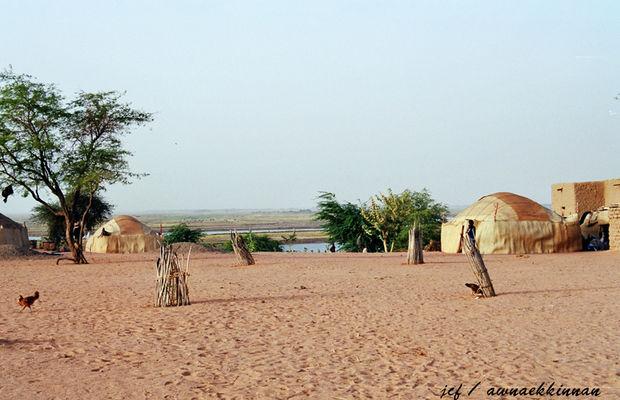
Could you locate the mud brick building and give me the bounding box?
[552,178,620,251]
[551,178,620,218]
[609,206,620,251]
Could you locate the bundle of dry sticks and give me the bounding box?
[155,244,191,307]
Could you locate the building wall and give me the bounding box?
[574,181,606,217]
[604,179,620,207]
[609,206,620,251]
[551,183,577,216]
[551,179,619,217]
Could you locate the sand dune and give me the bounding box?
[1,251,618,399]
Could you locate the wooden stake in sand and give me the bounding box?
[407,222,424,265]
[462,234,496,297]
[230,230,255,266]
[155,244,191,307]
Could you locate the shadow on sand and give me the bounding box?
[499,285,620,297]
[0,338,52,347]
[190,292,346,305]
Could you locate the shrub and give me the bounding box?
[315,192,382,252]
[164,223,202,244]
[223,232,282,252]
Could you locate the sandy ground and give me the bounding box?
[0,250,618,399]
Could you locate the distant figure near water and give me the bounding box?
[329,243,336,253]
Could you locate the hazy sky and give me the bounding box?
[1,1,619,214]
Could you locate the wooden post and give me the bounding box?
[230,230,255,266]
[407,227,414,264]
[414,223,423,264]
[407,223,424,265]
[155,244,191,307]
[462,234,496,297]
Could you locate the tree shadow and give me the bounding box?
[498,286,620,296]
[0,338,50,347]
[409,261,470,265]
[190,292,343,305]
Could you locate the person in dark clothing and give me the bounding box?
[466,220,476,246]
[329,243,336,253]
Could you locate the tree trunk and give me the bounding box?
[462,234,495,297]
[58,214,88,264]
[407,223,424,265]
[415,224,424,264]
[230,231,255,266]
[76,191,95,251]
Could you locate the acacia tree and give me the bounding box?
[0,71,151,263]
[361,189,448,252]
[361,189,410,252]
[394,189,449,249]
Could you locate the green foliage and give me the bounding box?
[361,189,448,252]
[223,232,282,252]
[164,223,202,244]
[314,192,382,252]
[317,189,447,252]
[31,193,114,247]
[0,70,151,262]
[361,189,407,253]
[247,233,282,252]
[392,189,449,250]
[281,231,297,251]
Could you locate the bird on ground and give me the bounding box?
[18,291,39,312]
[465,283,483,298]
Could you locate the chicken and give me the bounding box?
[18,291,39,311]
[465,283,483,298]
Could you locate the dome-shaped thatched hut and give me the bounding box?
[85,215,160,253]
[441,192,581,254]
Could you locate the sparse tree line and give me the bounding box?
[0,70,447,262]
[315,189,448,252]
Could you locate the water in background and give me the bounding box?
[284,242,341,252]
[203,228,319,235]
